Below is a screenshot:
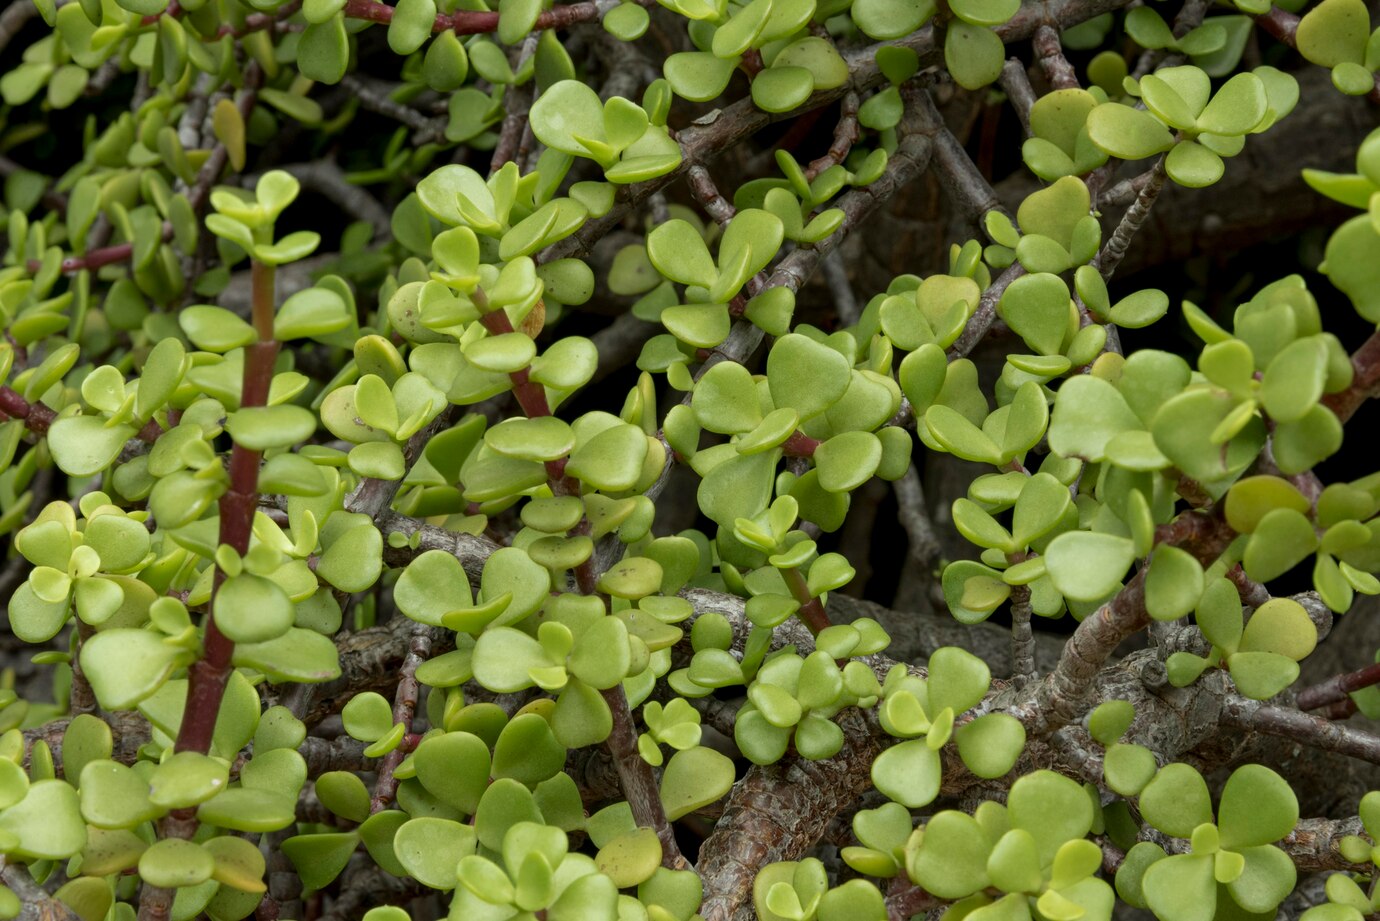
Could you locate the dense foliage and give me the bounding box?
[0,0,1379,918]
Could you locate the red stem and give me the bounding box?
[340,0,611,35]
[782,430,820,457]
[1322,328,1380,424]
[1295,662,1380,712]
[783,566,831,635]
[175,264,278,755]
[0,387,54,435]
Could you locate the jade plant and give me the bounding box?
[1,0,1380,917]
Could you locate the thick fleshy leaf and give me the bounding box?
[1044,531,1135,602]
[1139,763,1212,836]
[1087,104,1175,159]
[871,740,942,808]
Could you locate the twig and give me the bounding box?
[998,60,1037,136]
[1009,510,1235,734]
[1011,587,1036,685]
[894,465,942,568]
[804,92,862,180]
[1296,663,1380,712]
[1221,697,1380,765]
[602,685,689,869]
[339,75,434,137]
[1093,155,1167,280]
[176,257,279,757]
[490,34,541,174]
[948,262,1025,358]
[2,861,82,921]
[821,250,860,326]
[909,88,1010,224]
[0,2,39,59]
[1099,165,1158,208]
[369,623,436,813]
[1033,25,1080,89]
[688,165,736,227]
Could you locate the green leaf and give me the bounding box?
[1239,598,1318,660]
[1088,700,1135,744]
[1296,0,1369,67]
[530,80,612,160]
[850,0,935,38]
[388,0,436,55]
[48,417,138,478]
[663,52,738,103]
[1143,853,1216,921]
[1165,141,1224,188]
[693,362,763,434]
[298,17,349,84]
[414,731,490,814]
[226,405,317,451]
[0,780,86,860]
[393,818,476,890]
[568,423,649,492]
[1242,508,1319,582]
[871,740,941,808]
[283,833,358,893]
[78,761,159,830]
[909,811,992,899]
[1217,764,1298,849]
[1261,336,1328,423]
[945,21,1004,89]
[139,838,215,889]
[955,714,1025,779]
[999,272,1073,356]
[1006,770,1094,863]
[751,66,815,114]
[1044,531,1134,602]
[1196,72,1266,135]
[1145,545,1204,622]
[1139,763,1212,836]
[1087,103,1175,159]
[815,432,882,493]
[647,220,717,287]
[1104,743,1157,796]
[81,629,192,710]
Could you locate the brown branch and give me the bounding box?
[1296,662,1380,712]
[3,862,82,921]
[369,624,436,813]
[1010,586,1036,685]
[1033,25,1080,89]
[948,263,1025,359]
[1010,509,1235,734]
[998,60,1037,137]
[1093,155,1167,280]
[697,708,881,921]
[804,92,862,181]
[909,87,1010,224]
[1221,696,1380,765]
[688,166,736,227]
[490,34,542,174]
[601,685,689,869]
